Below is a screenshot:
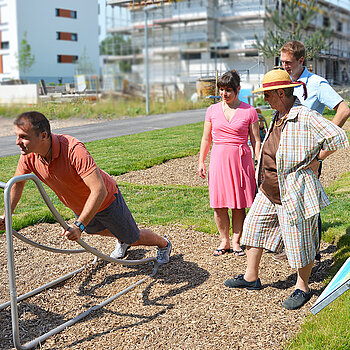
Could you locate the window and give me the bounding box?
[181,52,201,60]
[337,21,342,32]
[56,32,78,41]
[211,45,229,59]
[57,55,78,63]
[323,16,330,27]
[55,8,77,19]
[1,41,9,49]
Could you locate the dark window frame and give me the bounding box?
[55,8,77,19]
[56,32,78,41]
[57,54,78,63]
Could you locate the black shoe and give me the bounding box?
[282,289,311,310]
[224,274,262,290]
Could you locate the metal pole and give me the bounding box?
[145,10,150,115]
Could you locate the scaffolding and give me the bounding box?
[103,0,350,98]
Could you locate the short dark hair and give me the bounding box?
[280,40,305,61]
[14,111,51,137]
[217,70,240,93]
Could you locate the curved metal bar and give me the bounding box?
[5,174,84,254]
[7,174,159,267]
[12,228,86,254]
[2,174,159,349]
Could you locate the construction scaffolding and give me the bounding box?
[103,0,350,99]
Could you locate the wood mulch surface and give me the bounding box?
[0,121,349,350]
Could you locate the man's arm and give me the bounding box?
[62,168,107,241]
[331,101,350,128]
[0,170,26,230]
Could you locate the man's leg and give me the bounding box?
[296,261,314,292]
[131,229,167,248]
[92,228,167,248]
[84,191,171,263]
[282,261,314,310]
[244,246,263,282]
[278,209,318,310]
[224,191,280,290]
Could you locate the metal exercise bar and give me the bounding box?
[1,174,159,350]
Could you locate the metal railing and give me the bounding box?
[0,174,159,350]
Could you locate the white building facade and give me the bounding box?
[0,0,99,84]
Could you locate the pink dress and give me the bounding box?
[205,101,257,209]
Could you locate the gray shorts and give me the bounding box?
[84,191,140,244]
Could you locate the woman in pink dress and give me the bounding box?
[198,70,261,256]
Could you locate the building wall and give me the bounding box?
[0,0,99,84]
[0,0,18,79]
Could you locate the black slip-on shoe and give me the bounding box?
[282,289,311,310]
[224,274,262,290]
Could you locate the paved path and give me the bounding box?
[0,109,206,158]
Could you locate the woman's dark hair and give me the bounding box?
[14,111,51,137]
[217,70,240,93]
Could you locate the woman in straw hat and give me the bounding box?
[198,70,261,257]
[224,69,349,310]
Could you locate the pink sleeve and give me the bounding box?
[250,107,258,124]
[205,105,213,122]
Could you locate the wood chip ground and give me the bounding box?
[0,121,349,350]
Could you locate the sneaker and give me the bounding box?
[157,236,172,265]
[110,241,130,259]
[224,274,262,290]
[282,289,311,310]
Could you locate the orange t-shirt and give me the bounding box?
[16,134,118,215]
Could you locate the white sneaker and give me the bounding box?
[110,241,130,259]
[156,236,172,265]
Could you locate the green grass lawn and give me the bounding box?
[0,109,349,349]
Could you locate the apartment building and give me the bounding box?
[105,0,350,96]
[0,0,99,84]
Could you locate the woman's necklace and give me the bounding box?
[275,113,288,127]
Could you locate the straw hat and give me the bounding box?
[252,69,303,94]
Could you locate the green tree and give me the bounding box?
[16,31,35,80]
[255,0,333,61]
[100,35,135,73]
